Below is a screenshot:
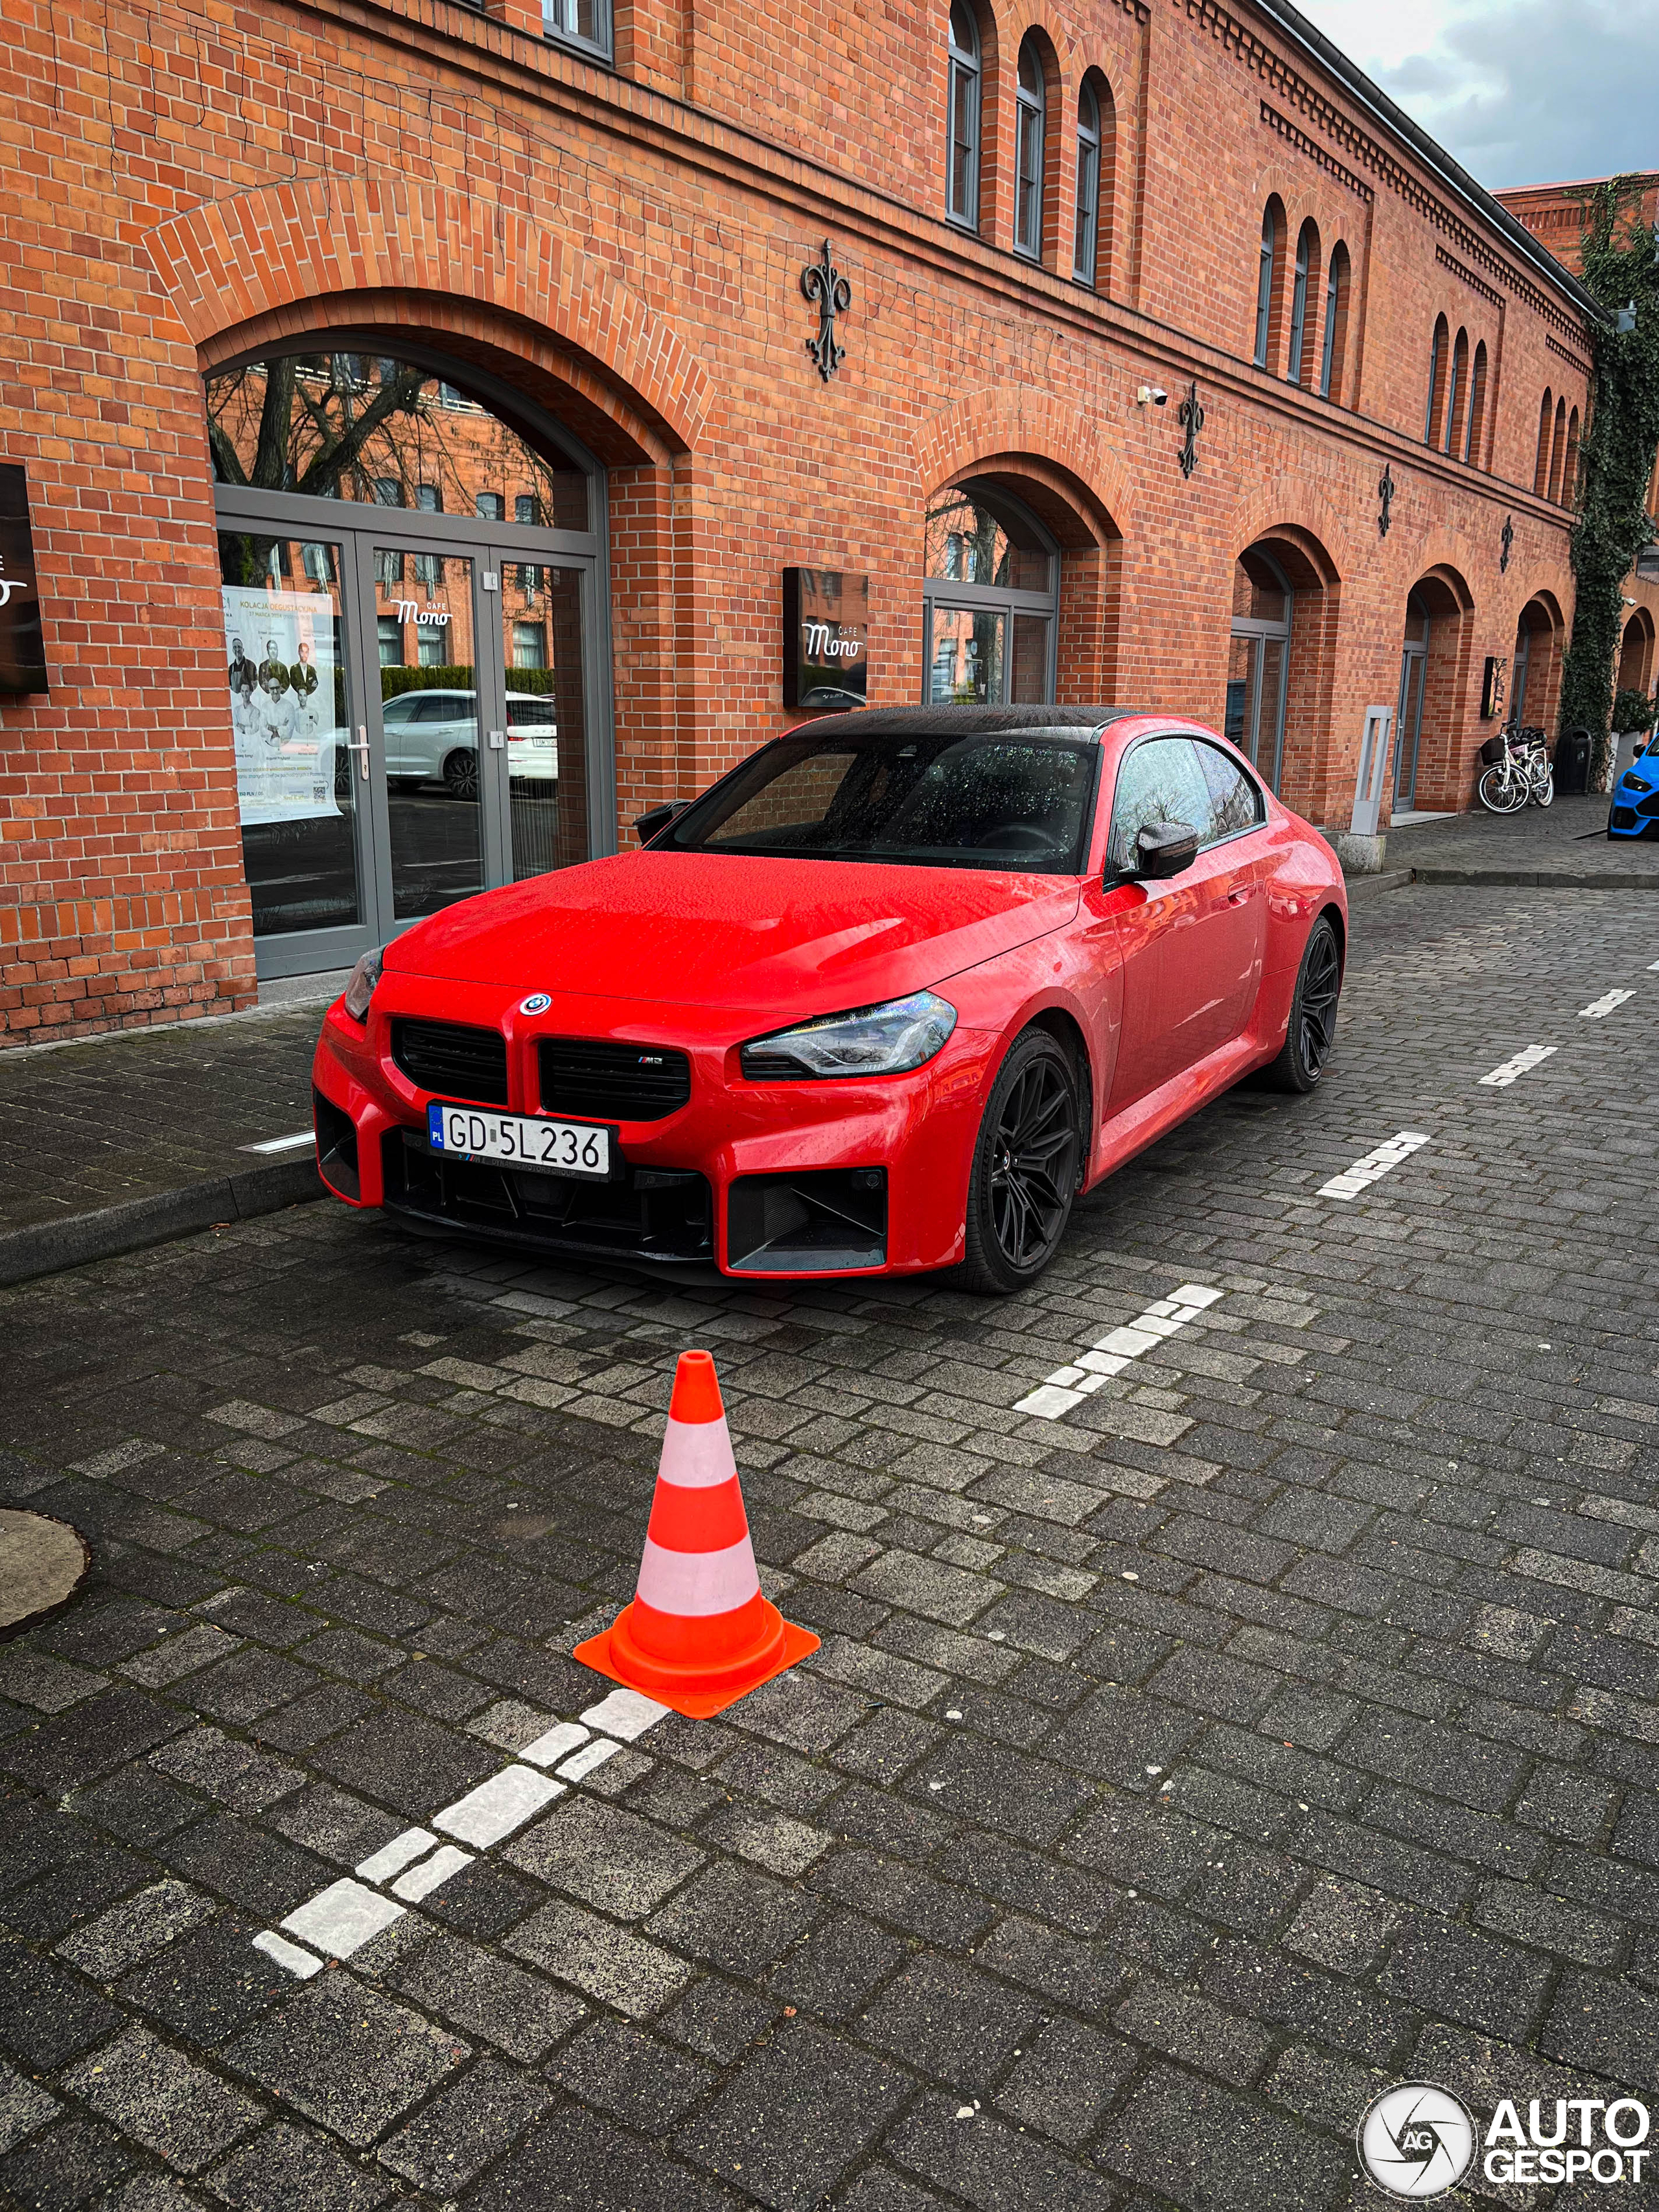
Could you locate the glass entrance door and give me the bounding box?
[499,560,588,881]
[218,527,370,942]
[370,544,487,921]
[1395,595,1431,807]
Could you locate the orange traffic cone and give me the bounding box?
[574,1350,820,1720]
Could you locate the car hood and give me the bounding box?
[389,851,1080,1013]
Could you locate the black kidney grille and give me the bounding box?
[391,1019,510,1107]
[539,1037,692,1122]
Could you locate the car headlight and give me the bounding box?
[342,945,384,1023]
[741,991,958,1080]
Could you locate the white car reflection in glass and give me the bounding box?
[380,689,557,800]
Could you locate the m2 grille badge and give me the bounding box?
[518,993,552,1015]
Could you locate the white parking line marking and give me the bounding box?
[520,1721,590,1768]
[1479,1045,1558,1087]
[390,1844,474,1902]
[1015,1284,1225,1420]
[1317,1131,1431,1201]
[354,1827,437,1884]
[580,1688,670,1740]
[238,1131,314,1154]
[252,1930,322,1978]
[252,1693,673,1976]
[280,1878,405,1959]
[1649,960,1659,972]
[1580,989,1634,1019]
[434,1765,563,1849]
[557,1737,621,1782]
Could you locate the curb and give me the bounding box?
[0,1156,325,1289]
[1343,868,1415,899]
[1413,866,1659,890]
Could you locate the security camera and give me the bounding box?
[1136,384,1170,406]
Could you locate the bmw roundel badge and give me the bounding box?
[518,993,552,1015]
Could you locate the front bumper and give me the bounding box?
[310,974,1000,1278]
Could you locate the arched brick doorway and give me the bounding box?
[1393,566,1473,816]
[207,340,612,979]
[1617,606,1656,699]
[1226,530,1338,805]
[1511,592,1566,734]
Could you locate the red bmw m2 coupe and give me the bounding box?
[312,705,1346,1292]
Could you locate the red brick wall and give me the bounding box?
[2,0,1656,1039]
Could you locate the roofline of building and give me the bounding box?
[1247,0,1609,327]
[1495,173,1659,198]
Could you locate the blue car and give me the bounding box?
[1609,736,1659,838]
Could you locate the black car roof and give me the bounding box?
[789,705,1147,740]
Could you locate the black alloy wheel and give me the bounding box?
[1261,914,1341,1092]
[444,750,480,801]
[958,1027,1083,1293]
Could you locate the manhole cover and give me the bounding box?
[0,1510,89,1633]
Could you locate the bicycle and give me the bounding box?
[1478,723,1553,813]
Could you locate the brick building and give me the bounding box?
[1494,170,1659,698]
[4,0,1657,1035]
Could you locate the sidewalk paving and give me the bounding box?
[1381,790,1659,887]
[0,1002,328,1287]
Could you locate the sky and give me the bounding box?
[1290,0,1659,192]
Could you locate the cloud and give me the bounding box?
[1294,0,1659,191]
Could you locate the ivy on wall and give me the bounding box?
[1560,178,1659,781]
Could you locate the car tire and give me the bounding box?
[1260,914,1341,1094]
[443,751,479,801]
[956,1027,1084,1295]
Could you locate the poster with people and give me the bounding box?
[221,585,343,825]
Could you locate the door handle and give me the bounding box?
[345,725,371,781]
[1227,885,1255,905]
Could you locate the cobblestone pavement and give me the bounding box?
[1,882,1657,2212]
[0,1013,319,1234]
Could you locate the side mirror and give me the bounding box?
[634,800,688,846]
[1133,820,1200,880]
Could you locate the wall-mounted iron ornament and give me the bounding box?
[801,240,851,382]
[1377,463,1396,538]
[1177,382,1205,479]
[1500,516,1514,574]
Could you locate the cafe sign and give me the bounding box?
[0,463,47,695]
[782,569,868,712]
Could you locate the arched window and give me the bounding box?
[946,3,982,233]
[1074,80,1102,286]
[1014,36,1047,262]
[1563,408,1581,504]
[1254,200,1284,369]
[1534,390,1553,494]
[923,481,1059,705]
[1444,328,1468,456]
[1424,315,1448,444]
[1548,396,1568,502]
[1286,220,1319,387]
[1465,340,1488,465]
[1319,243,1349,402]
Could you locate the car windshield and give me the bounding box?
[662,726,1100,872]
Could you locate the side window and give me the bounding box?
[1106,739,1212,875]
[1194,742,1264,843]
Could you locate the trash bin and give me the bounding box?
[1554,728,1591,795]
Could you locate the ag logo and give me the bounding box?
[1358,2082,1476,2199]
[518,993,552,1015]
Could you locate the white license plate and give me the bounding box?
[426,1101,612,1179]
